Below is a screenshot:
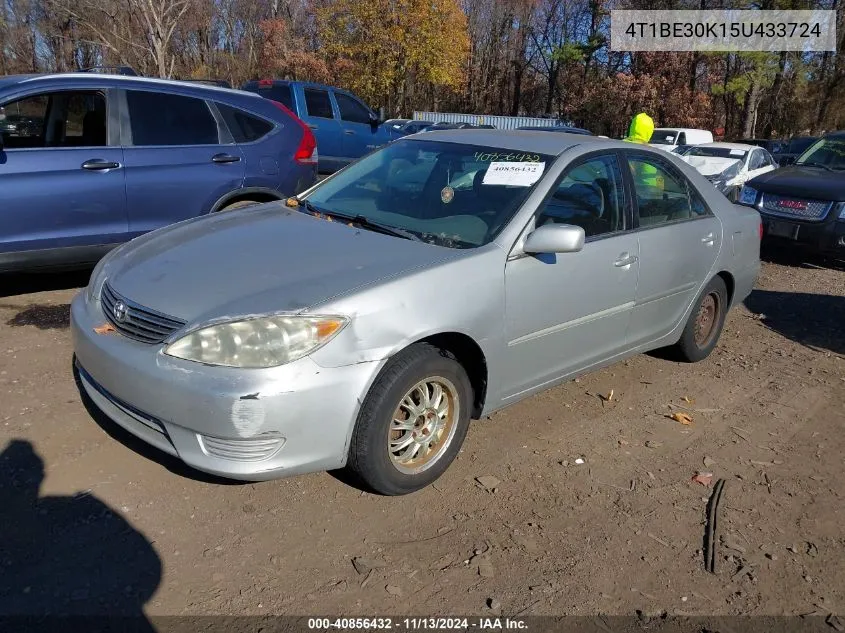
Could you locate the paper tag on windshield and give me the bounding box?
[483,162,545,187]
[730,149,745,156]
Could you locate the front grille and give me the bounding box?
[101,282,186,344]
[761,194,833,222]
[199,435,285,461]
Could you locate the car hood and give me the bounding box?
[105,204,461,325]
[747,165,845,201]
[683,156,741,177]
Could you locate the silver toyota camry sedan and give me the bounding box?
[71,130,762,495]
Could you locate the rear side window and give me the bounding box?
[627,155,695,226]
[304,88,334,119]
[217,103,274,143]
[335,92,371,124]
[246,83,293,110]
[127,91,218,146]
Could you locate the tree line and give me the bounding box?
[1,0,842,138]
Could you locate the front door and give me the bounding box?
[622,151,722,347]
[503,153,639,399]
[121,89,245,238]
[0,89,127,263]
[333,91,388,162]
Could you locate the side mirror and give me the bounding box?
[523,223,585,254]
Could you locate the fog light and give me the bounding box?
[198,434,285,461]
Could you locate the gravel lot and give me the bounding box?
[1,248,843,619]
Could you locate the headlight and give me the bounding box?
[838,203,845,220]
[738,185,758,207]
[164,315,348,368]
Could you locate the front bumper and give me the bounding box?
[760,212,845,255]
[71,292,379,481]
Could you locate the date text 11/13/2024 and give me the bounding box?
[307,618,529,630]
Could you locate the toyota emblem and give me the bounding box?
[113,301,128,323]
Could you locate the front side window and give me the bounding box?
[304,139,553,248]
[335,93,371,125]
[627,155,696,227]
[304,88,334,119]
[0,91,106,149]
[536,155,625,238]
[127,91,218,146]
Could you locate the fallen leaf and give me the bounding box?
[93,323,116,335]
[670,412,693,425]
[691,471,713,487]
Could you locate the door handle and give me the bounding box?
[212,153,241,164]
[307,124,318,130]
[344,130,355,135]
[614,253,638,267]
[702,232,715,245]
[81,159,120,171]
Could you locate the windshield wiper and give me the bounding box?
[295,198,422,242]
[797,162,834,171]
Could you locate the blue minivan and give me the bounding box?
[242,80,393,173]
[0,73,317,272]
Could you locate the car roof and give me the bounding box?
[4,73,261,100]
[404,129,623,156]
[695,142,756,151]
[825,131,845,139]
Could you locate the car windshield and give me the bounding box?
[686,146,748,159]
[795,137,845,170]
[303,139,553,249]
[789,137,817,153]
[650,130,678,145]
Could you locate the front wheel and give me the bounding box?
[346,343,472,495]
[673,276,728,362]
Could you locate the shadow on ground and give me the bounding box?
[0,269,92,299]
[73,363,244,487]
[744,290,845,356]
[761,244,845,272]
[0,439,160,629]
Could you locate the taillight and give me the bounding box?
[269,100,318,166]
[258,78,273,87]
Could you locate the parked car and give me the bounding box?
[736,138,786,155]
[516,125,592,135]
[0,73,317,273]
[671,144,694,155]
[739,131,845,256]
[650,128,714,152]
[72,130,760,494]
[383,118,411,131]
[773,136,819,166]
[680,142,777,201]
[395,120,434,136]
[242,79,391,173]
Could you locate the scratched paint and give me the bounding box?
[231,398,266,437]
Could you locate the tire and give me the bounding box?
[347,343,473,495]
[216,199,260,212]
[674,276,728,363]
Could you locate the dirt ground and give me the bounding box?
[1,248,843,620]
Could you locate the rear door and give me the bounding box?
[0,88,126,263]
[298,86,343,172]
[623,151,722,347]
[121,89,245,237]
[333,90,387,162]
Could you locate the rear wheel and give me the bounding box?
[673,276,728,362]
[346,343,472,495]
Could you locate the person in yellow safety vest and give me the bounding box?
[623,112,663,192]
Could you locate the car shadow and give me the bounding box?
[744,290,845,356]
[0,439,160,629]
[73,363,245,487]
[761,244,845,271]
[4,303,71,329]
[0,269,93,299]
